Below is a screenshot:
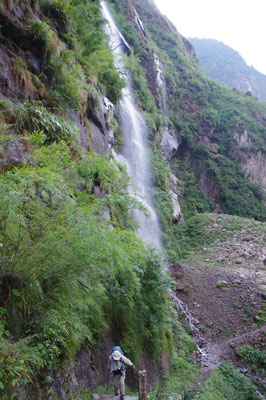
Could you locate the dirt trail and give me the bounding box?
[170,260,266,393]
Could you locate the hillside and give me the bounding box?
[0,0,265,399]
[171,213,266,396]
[107,0,266,259]
[189,38,266,103]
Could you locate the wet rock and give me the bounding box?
[87,94,114,135]
[170,190,183,223]
[89,122,108,155]
[160,127,179,160]
[86,94,115,154]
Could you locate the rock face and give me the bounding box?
[167,173,183,222]
[0,138,31,169]
[233,130,266,191]
[87,94,115,155]
[160,127,179,161]
[240,150,266,190]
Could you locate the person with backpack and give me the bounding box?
[108,346,135,400]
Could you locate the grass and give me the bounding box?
[252,302,266,327]
[197,362,261,400]
[76,388,94,400]
[225,328,233,337]
[95,385,114,395]
[235,344,266,377]
[216,283,229,292]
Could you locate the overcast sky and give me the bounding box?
[153,0,266,75]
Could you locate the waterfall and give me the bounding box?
[101,1,162,250]
[101,0,212,374]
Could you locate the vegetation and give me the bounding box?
[174,212,266,261]
[190,38,266,103]
[235,344,266,376]
[196,362,261,400]
[148,324,199,399]
[1,0,266,397]
[0,1,182,396]
[0,125,174,396]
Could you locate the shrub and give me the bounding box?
[235,344,266,375]
[28,19,56,54]
[198,362,261,400]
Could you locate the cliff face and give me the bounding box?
[189,38,266,103]
[108,0,266,221]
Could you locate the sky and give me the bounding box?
[153,0,266,75]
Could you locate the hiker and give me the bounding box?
[108,346,135,400]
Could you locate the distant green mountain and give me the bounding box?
[189,38,266,102]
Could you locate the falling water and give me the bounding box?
[101,1,162,250]
[100,3,241,385]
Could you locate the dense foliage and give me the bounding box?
[0,118,173,397]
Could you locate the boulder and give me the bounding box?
[0,137,31,167]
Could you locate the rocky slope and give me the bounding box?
[189,38,266,103]
[171,213,266,396]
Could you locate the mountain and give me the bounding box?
[189,38,266,102]
[0,0,265,399]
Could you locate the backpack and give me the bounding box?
[112,346,124,355]
[110,346,126,374]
